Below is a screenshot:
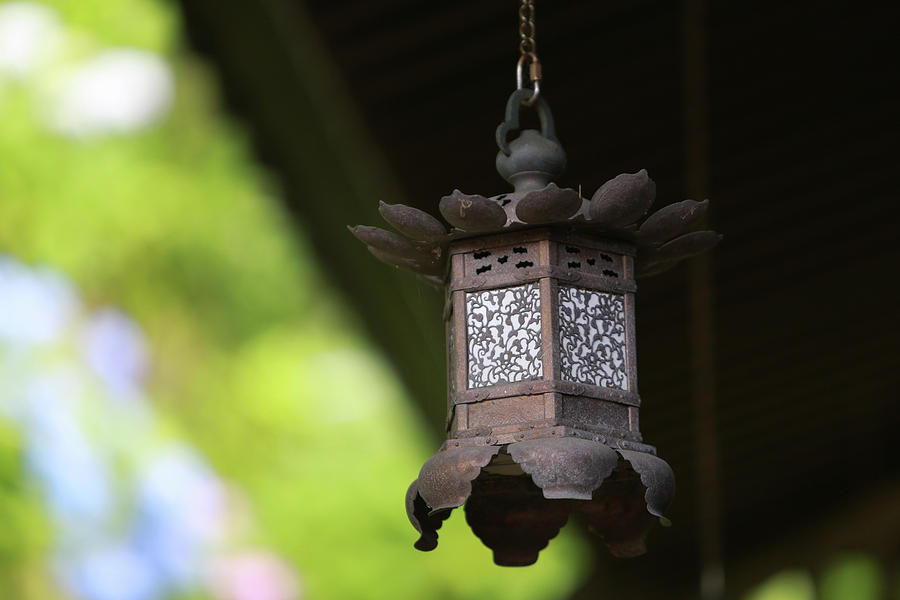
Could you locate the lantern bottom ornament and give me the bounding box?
[407,436,674,566]
[350,89,720,566]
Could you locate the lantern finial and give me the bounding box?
[495,89,566,194]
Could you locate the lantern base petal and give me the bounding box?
[406,479,452,551]
[416,445,500,513]
[509,437,619,500]
[617,449,675,520]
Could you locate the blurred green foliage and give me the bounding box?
[744,555,892,600]
[746,571,816,600]
[0,0,590,598]
[820,555,885,600]
[0,422,57,598]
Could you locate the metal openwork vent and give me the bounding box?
[348,1,720,567]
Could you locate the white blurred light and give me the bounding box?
[0,2,62,79]
[51,48,174,138]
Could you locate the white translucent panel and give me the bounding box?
[558,287,627,390]
[466,283,542,389]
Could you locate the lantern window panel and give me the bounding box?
[557,286,628,390]
[465,282,543,389]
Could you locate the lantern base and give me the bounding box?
[406,431,674,565]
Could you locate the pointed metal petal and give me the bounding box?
[637,199,709,245]
[416,445,500,512]
[634,257,681,278]
[349,225,426,259]
[367,246,443,276]
[509,437,619,500]
[515,183,583,224]
[465,475,569,566]
[379,201,448,242]
[617,450,675,521]
[438,190,507,232]
[405,479,452,551]
[649,230,722,263]
[588,169,656,227]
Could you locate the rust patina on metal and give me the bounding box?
[350,88,720,566]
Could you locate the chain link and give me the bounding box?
[519,0,536,55]
[516,0,541,105]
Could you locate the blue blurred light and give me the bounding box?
[81,308,149,396]
[23,371,114,528]
[0,256,79,347]
[56,544,163,600]
[134,447,227,588]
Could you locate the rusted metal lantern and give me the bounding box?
[350,89,720,566]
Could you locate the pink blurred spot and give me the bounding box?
[209,551,302,600]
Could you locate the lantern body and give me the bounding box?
[446,229,652,455]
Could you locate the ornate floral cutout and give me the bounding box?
[466,283,543,388]
[558,286,627,390]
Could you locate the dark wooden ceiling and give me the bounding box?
[178,0,900,595]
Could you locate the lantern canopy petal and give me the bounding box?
[650,230,722,263]
[379,201,448,242]
[367,246,443,277]
[637,198,709,245]
[515,183,583,224]
[589,169,656,227]
[509,437,619,500]
[416,445,500,513]
[634,257,681,279]
[439,190,508,232]
[348,225,425,259]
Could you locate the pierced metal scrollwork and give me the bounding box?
[558,286,628,390]
[466,283,543,388]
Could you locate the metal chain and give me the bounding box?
[516,0,541,105]
[519,0,536,55]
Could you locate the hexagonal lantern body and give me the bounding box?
[350,90,720,566]
[446,229,651,454]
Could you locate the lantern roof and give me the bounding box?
[350,90,720,283]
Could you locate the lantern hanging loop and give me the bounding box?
[516,0,541,106]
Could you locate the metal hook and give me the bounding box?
[516,53,541,106]
[495,88,558,156]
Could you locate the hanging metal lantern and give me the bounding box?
[349,3,719,567]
